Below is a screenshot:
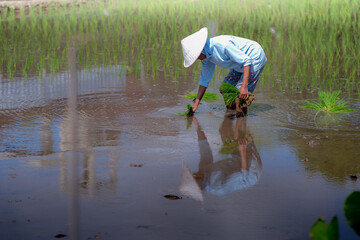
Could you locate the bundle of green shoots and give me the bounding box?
[177,92,217,116]
[176,104,194,116]
[182,92,218,102]
[219,83,254,107]
[303,90,355,113]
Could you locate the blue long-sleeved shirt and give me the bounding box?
[199,35,267,87]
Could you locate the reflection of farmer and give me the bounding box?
[180,115,262,199]
[181,27,266,115]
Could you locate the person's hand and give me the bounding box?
[192,98,200,112]
[239,85,249,100]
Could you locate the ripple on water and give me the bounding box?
[252,93,360,132]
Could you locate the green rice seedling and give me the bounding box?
[0,0,358,92]
[219,83,240,106]
[37,53,45,77]
[7,59,14,80]
[181,92,218,102]
[303,90,355,113]
[176,104,194,116]
[219,82,255,107]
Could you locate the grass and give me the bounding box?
[0,0,359,94]
[303,90,355,113]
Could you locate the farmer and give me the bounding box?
[181,27,267,115]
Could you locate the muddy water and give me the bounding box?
[0,64,359,240]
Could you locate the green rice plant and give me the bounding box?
[181,92,218,102]
[219,83,240,106]
[0,0,358,93]
[303,90,355,113]
[176,104,194,116]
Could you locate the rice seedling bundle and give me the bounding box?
[219,83,240,106]
[219,83,255,107]
[176,104,194,116]
[182,92,218,102]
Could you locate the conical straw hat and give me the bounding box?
[181,27,208,68]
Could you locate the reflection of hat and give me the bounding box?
[179,163,204,202]
[181,27,208,68]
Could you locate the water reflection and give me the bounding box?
[56,109,120,194]
[180,114,262,201]
[39,115,54,155]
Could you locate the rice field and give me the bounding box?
[0,0,359,94]
[1,1,360,239]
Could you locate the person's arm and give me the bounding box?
[239,65,250,100]
[225,45,252,100]
[192,85,207,112]
[192,60,215,112]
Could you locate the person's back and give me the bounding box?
[204,35,267,73]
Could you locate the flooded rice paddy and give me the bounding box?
[0,62,359,240]
[1,0,360,239]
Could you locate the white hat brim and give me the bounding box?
[181,27,208,68]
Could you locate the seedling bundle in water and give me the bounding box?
[303,90,355,113]
[176,104,194,116]
[219,83,254,107]
[177,84,255,116]
[182,92,218,102]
